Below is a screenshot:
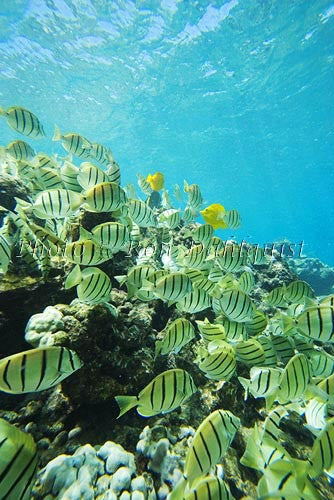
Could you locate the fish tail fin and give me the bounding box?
[0,106,7,116]
[183,179,188,192]
[114,395,138,418]
[140,279,154,292]
[53,124,62,141]
[238,377,249,400]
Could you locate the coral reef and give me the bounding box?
[33,440,155,499]
[289,256,334,295]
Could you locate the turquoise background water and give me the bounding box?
[1,0,333,264]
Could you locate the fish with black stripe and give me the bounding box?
[235,339,266,366]
[238,367,281,408]
[176,287,211,313]
[198,341,236,381]
[91,221,130,253]
[217,289,254,322]
[283,303,334,343]
[0,418,38,500]
[0,105,45,137]
[223,209,241,229]
[184,180,203,209]
[77,161,110,190]
[0,346,82,394]
[283,280,315,304]
[89,142,112,166]
[52,125,92,158]
[115,368,197,417]
[155,318,195,357]
[127,199,157,227]
[182,409,240,487]
[5,140,35,161]
[196,317,226,342]
[183,475,234,500]
[0,232,11,273]
[278,353,311,403]
[83,182,127,212]
[141,272,192,303]
[65,239,112,266]
[32,188,82,219]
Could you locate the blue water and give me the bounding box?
[1,0,334,264]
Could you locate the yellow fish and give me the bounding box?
[146,171,164,191]
[200,203,227,229]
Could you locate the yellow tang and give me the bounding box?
[146,171,164,191]
[200,203,227,229]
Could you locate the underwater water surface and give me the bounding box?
[0,0,334,264]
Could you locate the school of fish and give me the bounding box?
[0,105,334,499]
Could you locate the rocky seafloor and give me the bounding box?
[1,230,334,500]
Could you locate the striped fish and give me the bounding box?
[221,318,246,341]
[207,236,225,258]
[135,270,168,301]
[19,240,40,273]
[184,180,203,209]
[309,417,334,478]
[293,334,314,357]
[216,245,247,273]
[218,289,254,322]
[180,244,208,269]
[0,105,45,137]
[270,334,295,363]
[60,161,82,192]
[182,207,195,225]
[16,160,35,181]
[247,246,267,266]
[6,140,35,161]
[294,305,334,342]
[238,270,255,294]
[0,233,11,273]
[0,346,82,394]
[77,161,110,190]
[127,199,157,227]
[36,167,63,190]
[65,240,111,266]
[91,222,130,253]
[0,418,38,500]
[184,409,240,487]
[223,209,241,229]
[115,368,197,417]
[316,372,334,404]
[257,335,277,367]
[137,173,152,195]
[199,342,236,381]
[155,318,195,357]
[196,318,226,342]
[176,287,211,313]
[191,223,214,245]
[207,266,224,282]
[283,280,315,304]
[37,242,52,278]
[143,272,192,302]
[235,339,266,366]
[265,286,288,308]
[191,276,219,297]
[158,209,181,229]
[245,309,268,335]
[238,367,281,402]
[116,265,156,297]
[278,353,310,403]
[32,189,82,219]
[304,399,328,435]
[311,349,334,377]
[106,161,121,184]
[184,476,234,500]
[77,267,112,304]
[89,142,112,166]
[52,125,92,158]
[83,182,127,212]
[35,153,57,169]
